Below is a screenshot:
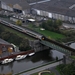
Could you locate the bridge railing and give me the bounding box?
[45,38,75,51]
[40,40,71,55]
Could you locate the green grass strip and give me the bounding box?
[26,24,65,40]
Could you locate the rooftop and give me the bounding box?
[0,0,30,10]
[0,38,10,45]
[32,0,75,17]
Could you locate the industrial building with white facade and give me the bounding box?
[0,0,75,23]
[31,0,75,23]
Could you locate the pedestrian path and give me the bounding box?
[19,60,62,75]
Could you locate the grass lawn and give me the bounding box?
[0,24,34,40]
[26,24,65,40]
[70,55,75,60]
[36,28,65,40]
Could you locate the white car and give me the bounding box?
[28,52,35,56]
[15,55,27,60]
[1,58,13,64]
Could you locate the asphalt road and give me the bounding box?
[63,23,75,28]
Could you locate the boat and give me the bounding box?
[28,52,35,56]
[8,58,13,63]
[15,55,27,60]
[1,58,13,64]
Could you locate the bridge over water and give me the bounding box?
[0,19,75,56]
[40,37,75,56]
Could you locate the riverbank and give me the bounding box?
[16,59,62,75]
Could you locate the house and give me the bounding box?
[31,0,75,23]
[0,0,30,15]
[0,38,14,56]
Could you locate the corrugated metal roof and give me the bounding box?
[32,0,75,17]
[0,0,30,10]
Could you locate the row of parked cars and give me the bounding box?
[1,52,35,65]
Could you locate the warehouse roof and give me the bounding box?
[32,0,75,17]
[26,0,43,3]
[0,0,30,10]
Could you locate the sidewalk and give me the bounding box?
[17,60,62,75]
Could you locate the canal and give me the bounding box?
[0,49,64,74]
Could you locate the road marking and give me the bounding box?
[29,0,51,5]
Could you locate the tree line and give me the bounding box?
[40,19,62,33]
[0,25,31,51]
[57,62,75,75]
[60,29,75,42]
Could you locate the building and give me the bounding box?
[31,0,75,23]
[0,0,30,15]
[0,38,14,56]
